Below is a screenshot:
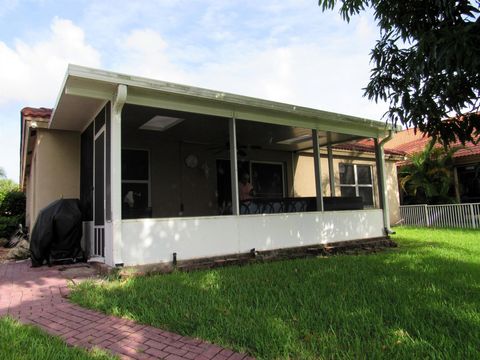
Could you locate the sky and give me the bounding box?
[0,0,387,182]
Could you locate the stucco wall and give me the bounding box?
[386,161,401,224]
[120,209,384,266]
[28,129,81,227]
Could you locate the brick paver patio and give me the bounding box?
[0,261,253,360]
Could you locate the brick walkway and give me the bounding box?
[0,261,253,360]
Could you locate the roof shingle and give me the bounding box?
[21,107,52,119]
[384,128,480,159]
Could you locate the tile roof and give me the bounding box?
[21,107,52,119]
[382,128,480,160]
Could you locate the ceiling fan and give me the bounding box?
[207,141,262,157]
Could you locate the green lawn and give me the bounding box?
[71,227,480,359]
[0,317,116,360]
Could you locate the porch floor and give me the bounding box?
[0,261,252,360]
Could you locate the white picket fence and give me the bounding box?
[399,203,480,228]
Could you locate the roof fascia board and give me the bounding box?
[127,90,234,119]
[235,108,381,138]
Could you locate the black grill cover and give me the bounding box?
[30,199,84,267]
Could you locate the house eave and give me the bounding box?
[50,64,397,139]
[20,113,50,190]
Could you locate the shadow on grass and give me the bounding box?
[71,228,480,359]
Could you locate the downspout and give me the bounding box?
[312,129,324,212]
[377,130,394,235]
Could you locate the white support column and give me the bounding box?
[312,129,324,212]
[229,116,239,215]
[375,133,393,233]
[109,84,127,266]
[326,132,335,197]
[374,139,383,207]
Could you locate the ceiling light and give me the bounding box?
[277,134,312,145]
[140,115,184,131]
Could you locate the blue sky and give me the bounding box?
[0,0,387,182]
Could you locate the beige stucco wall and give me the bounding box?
[293,153,401,224]
[385,161,401,225]
[27,129,80,227]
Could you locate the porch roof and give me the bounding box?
[50,64,395,141]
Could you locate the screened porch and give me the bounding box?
[119,103,380,220]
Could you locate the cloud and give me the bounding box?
[112,28,188,83]
[190,43,386,120]
[0,17,101,106]
[108,24,386,120]
[0,5,387,182]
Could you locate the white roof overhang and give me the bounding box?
[50,64,394,140]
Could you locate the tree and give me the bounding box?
[0,191,25,218]
[0,178,18,206]
[318,0,480,146]
[0,167,5,178]
[398,140,459,204]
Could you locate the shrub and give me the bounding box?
[0,215,22,239]
[0,179,18,205]
[0,191,25,217]
[0,180,25,238]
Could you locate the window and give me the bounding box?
[250,162,285,198]
[215,160,286,212]
[456,165,480,203]
[339,163,374,206]
[122,149,150,219]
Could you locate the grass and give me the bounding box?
[70,227,480,359]
[0,317,116,360]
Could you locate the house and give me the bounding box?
[384,128,480,204]
[20,65,404,267]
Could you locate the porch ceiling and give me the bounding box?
[50,65,395,139]
[123,104,363,149]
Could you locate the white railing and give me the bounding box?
[399,203,480,228]
[92,225,105,257]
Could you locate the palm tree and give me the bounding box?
[399,140,459,204]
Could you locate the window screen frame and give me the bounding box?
[121,148,151,208]
[249,160,286,198]
[339,163,375,207]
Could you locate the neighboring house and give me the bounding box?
[384,128,480,204]
[20,65,403,267]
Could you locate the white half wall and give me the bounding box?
[120,210,384,266]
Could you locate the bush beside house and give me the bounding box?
[0,177,26,239]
